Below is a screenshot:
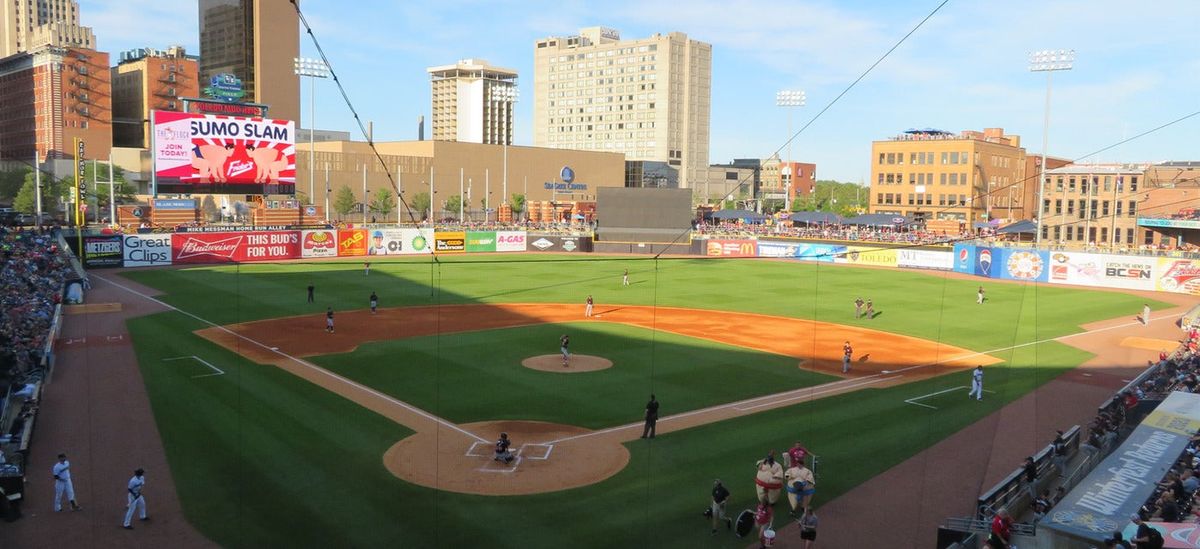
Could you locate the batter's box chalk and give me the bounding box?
[464,441,491,458]
[478,456,522,473]
[520,443,553,460]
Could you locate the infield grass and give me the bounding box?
[120,256,1164,547]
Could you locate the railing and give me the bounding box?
[978,239,1200,259]
[975,425,1080,521]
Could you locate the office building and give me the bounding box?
[868,128,1027,224]
[111,46,199,148]
[198,0,299,121]
[1038,164,1148,247]
[0,45,110,162]
[427,59,517,145]
[533,27,711,189]
[0,0,94,58]
[760,154,816,201]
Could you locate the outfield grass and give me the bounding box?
[311,322,835,428]
[118,256,1161,547]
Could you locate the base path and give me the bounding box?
[195,303,995,496]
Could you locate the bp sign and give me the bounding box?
[204,73,246,103]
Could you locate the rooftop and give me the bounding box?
[1044,163,1149,175]
[426,58,518,78]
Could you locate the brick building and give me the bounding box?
[0,45,110,162]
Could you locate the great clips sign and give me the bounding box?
[171,231,301,263]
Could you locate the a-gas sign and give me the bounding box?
[495,231,526,252]
[123,234,173,267]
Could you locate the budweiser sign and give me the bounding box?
[176,235,243,260]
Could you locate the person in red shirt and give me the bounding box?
[1159,350,1169,363]
[786,441,808,468]
[987,508,1012,548]
[754,498,773,548]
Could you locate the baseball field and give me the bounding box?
[109,255,1164,547]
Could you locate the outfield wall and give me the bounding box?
[952,243,1200,297]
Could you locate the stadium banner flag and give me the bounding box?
[123,234,173,267]
[1043,391,1200,544]
[1156,258,1200,296]
[1047,251,1155,290]
[300,229,338,258]
[172,231,302,263]
[973,246,994,277]
[837,246,898,267]
[337,229,367,257]
[363,228,432,256]
[996,248,1049,282]
[495,231,527,252]
[896,248,953,270]
[83,235,123,268]
[465,231,497,253]
[152,110,296,195]
[434,231,466,253]
[952,243,977,275]
[704,239,757,257]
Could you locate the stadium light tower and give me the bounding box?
[1029,49,1075,244]
[776,90,806,213]
[294,57,331,206]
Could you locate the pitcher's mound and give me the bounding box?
[522,354,612,373]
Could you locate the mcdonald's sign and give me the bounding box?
[704,239,757,257]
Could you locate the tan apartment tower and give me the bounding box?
[868,128,1028,225]
[533,27,712,189]
[0,0,95,57]
[198,0,299,122]
[427,59,517,145]
[111,46,199,148]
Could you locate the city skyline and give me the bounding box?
[79,0,1200,182]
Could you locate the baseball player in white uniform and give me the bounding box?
[52,453,81,511]
[123,468,147,528]
[968,365,984,401]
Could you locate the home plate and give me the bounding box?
[881,370,891,374]
[594,314,602,318]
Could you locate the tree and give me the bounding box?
[0,167,31,202]
[13,179,40,213]
[201,195,220,222]
[369,188,395,217]
[410,192,431,220]
[445,194,463,220]
[509,193,525,217]
[333,185,357,219]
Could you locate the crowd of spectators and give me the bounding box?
[0,227,72,385]
[692,222,973,246]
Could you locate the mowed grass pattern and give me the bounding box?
[119,256,1162,548]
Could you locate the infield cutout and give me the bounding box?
[522,354,613,373]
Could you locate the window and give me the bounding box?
[1116,201,1123,216]
[1144,230,1154,245]
[1127,228,1135,244]
[1055,177,1064,191]
[1100,227,1108,244]
[962,173,968,186]
[960,152,969,164]
[918,173,925,185]
[1090,200,1098,219]
[950,173,958,185]
[1076,226,1084,241]
[1081,178,1089,194]
[1066,200,1075,215]
[1042,226,1050,240]
[1103,176,1111,192]
[1129,201,1137,217]
[886,173,895,184]
[1088,227,1097,243]
[1130,176,1138,191]
[1043,199,1051,214]
[941,152,949,164]
[910,153,918,164]
[1078,200,1086,219]
[877,193,883,204]
[1101,201,1109,216]
[939,194,946,206]
[1053,226,1061,240]
[1068,177,1076,192]
[1065,226,1073,241]
[907,193,914,205]
[878,173,885,184]
[909,173,916,185]
[879,153,885,165]
[897,153,904,164]
[887,153,895,164]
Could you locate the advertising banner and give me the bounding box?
[973,247,994,277]
[1047,252,1155,291]
[793,243,846,262]
[897,249,953,270]
[837,246,898,267]
[953,243,976,275]
[83,236,122,268]
[122,234,173,267]
[434,231,466,253]
[364,228,432,256]
[172,231,301,263]
[1157,259,1200,296]
[465,231,497,253]
[337,229,367,257]
[1043,391,1200,543]
[526,235,593,253]
[495,231,527,252]
[996,248,1049,283]
[704,239,757,257]
[153,199,197,210]
[300,229,338,258]
[756,241,797,258]
[152,110,296,195]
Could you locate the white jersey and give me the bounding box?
[128,475,145,497]
[973,369,983,383]
[53,461,71,481]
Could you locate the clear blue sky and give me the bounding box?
[82,0,1200,182]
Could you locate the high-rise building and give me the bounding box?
[427,59,517,145]
[198,0,299,121]
[533,27,711,189]
[0,0,95,58]
[0,45,110,162]
[868,128,1027,225]
[111,46,199,148]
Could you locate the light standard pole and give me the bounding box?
[1029,49,1075,245]
[776,90,806,213]
[293,57,330,206]
[492,85,518,221]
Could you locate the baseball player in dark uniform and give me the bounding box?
[325,307,335,333]
[494,433,515,464]
[641,394,659,438]
[864,299,874,320]
[560,334,570,367]
[369,291,378,314]
[842,341,853,373]
[585,295,594,318]
[307,283,314,303]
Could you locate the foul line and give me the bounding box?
[163,355,225,378]
[94,274,489,444]
[905,386,998,409]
